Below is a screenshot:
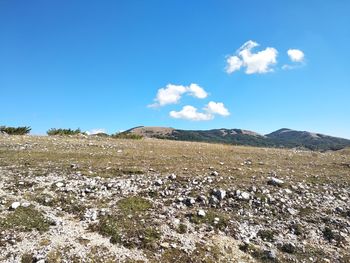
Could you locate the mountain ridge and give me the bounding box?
[127,126,350,151]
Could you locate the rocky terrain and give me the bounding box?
[0,134,349,262]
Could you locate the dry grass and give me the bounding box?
[0,135,348,186]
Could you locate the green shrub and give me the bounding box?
[111,132,143,140]
[47,128,85,136]
[0,126,31,135]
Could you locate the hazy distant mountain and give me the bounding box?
[265,128,350,150]
[128,126,350,151]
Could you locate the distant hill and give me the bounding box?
[265,128,350,150]
[128,126,350,151]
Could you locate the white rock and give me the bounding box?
[287,208,297,215]
[268,177,285,186]
[155,179,163,186]
[10,202,21,210]
[197,210,206,217]
[214,189,226,200]
[21,202,31,208]
[240,192,250,200]
[160,242,170,249]
[169,173,176,180]
[211,171,219,176]
[56,182,64,188]
[185,198,196,206]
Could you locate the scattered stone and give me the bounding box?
[213,189,226,200]
[70,163,79,169]
[184,197,196,206]
[154,179,163,186]
[197,195,208,205]
[268,177,285,186]
[266,250,277,260]
[9,202,21,210]
[287,208,297,215]
[160,242,170,249]
[240,192,250,200]
[169,173,176,180]
[211,171,219,176]
[21,202,31,208]
[197,210,206,217]
[213,217,220,224]
[55,182,64,188]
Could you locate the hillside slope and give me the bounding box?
[0,135,349,262]
[128,126,350,151]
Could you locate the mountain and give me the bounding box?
[265,128,350,150]
[127,126,350,151]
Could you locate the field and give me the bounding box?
[0,135,349,262]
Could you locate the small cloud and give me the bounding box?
[170,105,213,121]
[205,101,230,116]
[187,83,208,99]
[86,128,106,135]
[226,40,278,74]
[148,84,187,108]
[287,49,304,62]
[169,101,230,121]
[226,56,243,74]
[149,83,208,107]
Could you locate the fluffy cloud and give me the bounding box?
[187,83,208,99]
[149,84,187,107]
[226,40,278,74]
[149,83,208,107]
[170,105,213,121]
[226,56,243,74]
[287,49,304,62]
[205,101,230,116]
[170,101,230,121]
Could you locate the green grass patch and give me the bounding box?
[117,196,152,215]
[96,215,122,244]
[189,210,228,230]
[0,206,50,232]
[92,197,158,249]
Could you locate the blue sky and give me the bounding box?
[1,1,349,138]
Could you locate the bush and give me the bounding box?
[0,126,31,135]
[111,132,143,140]
[47,128,85,136]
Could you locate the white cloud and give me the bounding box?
[226,56,242,74]
[86,128,106,135]
[149,83,208,107]
[149,84,187,107]
[205,101,230,116]
[170,105,213,121]
[226,40,278,74]
[169,101,230,121]
[187,83,208,99]
[287,49,304,62]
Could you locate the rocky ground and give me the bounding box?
[0,134,349,262]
